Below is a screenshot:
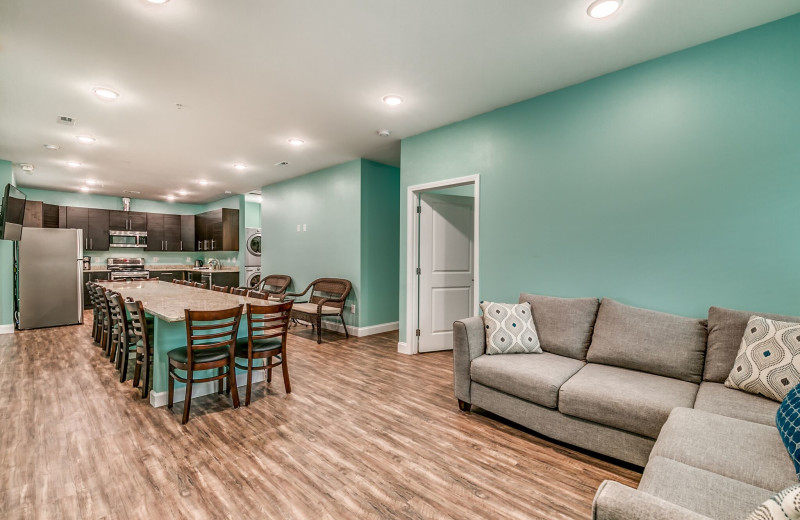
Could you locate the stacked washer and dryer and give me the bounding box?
[245,227,261,289]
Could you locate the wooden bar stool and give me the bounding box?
[246,290,267,300]
[211,285,229,293]
[172,279,182,284]
[125,299,154,399]
[105,290,127,367]
[85,281,99,339]
[167,305,243,424]
[234,302,293,405]
[192,281,205,289]
[230,287,247,296]
[94,285,112,353]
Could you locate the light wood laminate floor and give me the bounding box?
[0,313,640,519]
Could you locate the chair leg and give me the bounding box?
[316,314,322,344]
[142,350,151,400]
[245,358,253,406]
[281,353,291,394]
[167,367,175,409]
[228,358,240,409]
[340,314,349,339]
[181,373,193,425]
[133,353,142,388]
[217,367,223,395]
[119,345,130,383]
[267,356,272,383]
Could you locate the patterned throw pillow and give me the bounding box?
[745,483,800,520]
[480,301,541,355]
[724,316,800,402]
[777,385,800,478]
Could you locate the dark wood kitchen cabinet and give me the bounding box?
[23,202,61,228]
[196,208,239,251]
[42,203,60,228]
[181,215,195,251]
[146,213,165,251]
[109,210,147,231]
[147,213,186,251]
[67,207,109,251]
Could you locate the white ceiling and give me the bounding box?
[1,1,798,203]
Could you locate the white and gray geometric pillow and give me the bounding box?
[480,301,542,355]
[745,483,800,520]
[724,316,800,402]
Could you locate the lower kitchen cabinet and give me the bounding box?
[152,270,183,282]
[185,270,239,290]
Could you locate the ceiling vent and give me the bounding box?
[57,115,75,126]
[123,189,141,195]
[274,161,289,166]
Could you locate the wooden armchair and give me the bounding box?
[285,278,351,344]
[258,274,292,300]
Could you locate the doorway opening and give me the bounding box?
[403,175,479,354]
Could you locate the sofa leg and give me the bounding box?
[457,399,471,413]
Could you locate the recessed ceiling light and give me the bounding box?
[233,163,246,170]
[76,135,96,144]
[147,0,170,4]
[85,179,97,185]
[166,194,176,201]
[288,138,305,146]
[80,186,90,192]
[66,161,82,168]
[44,144,60,151]
[20,163,34,173]
[177,189,187,196]
[382,95,404,106]
[198,179,209,185]
[92,87,119,101]
[587,0,622,19]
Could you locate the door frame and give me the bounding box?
[401,174,480,355]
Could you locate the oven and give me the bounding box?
[107,257,149,280]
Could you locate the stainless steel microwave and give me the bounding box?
[109,230,148,248]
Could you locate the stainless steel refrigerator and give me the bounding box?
[17,228,84,329]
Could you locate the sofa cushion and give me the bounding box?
[518,293,599,360]
[480,302,542,355]
[705,306,800,383]
[693,382,779,426]
[746,484,800,520]
[470,353,584,409]
[639,456,774,520]
[586,299,707,383]
[650,407,797,491]
[724,316,800,402]
[558,364,698,438]
[776,385,800,478]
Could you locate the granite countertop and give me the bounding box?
[96,280,264,322]
[85,265,240,273]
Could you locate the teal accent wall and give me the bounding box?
[0,160,14,327]
[399,14,800,342]
[261,160,362,326]
[244,202,261,228]
[360,160,400,327]
[261,159,400,328]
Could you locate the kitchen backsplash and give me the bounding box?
[88,251,240,267]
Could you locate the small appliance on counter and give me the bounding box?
[194,259,203,268]
[107,257,149,280]
[83,256,91,270]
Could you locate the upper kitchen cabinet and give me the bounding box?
[180,215,196,251]
[66,207,109,251]
[196,208,238,251]
[23,202,61,228]
[147,213,189,251]
[109,210,147,231]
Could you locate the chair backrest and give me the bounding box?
[259,274,292,297]
[247,290,267,300]
[245,301,293,349]
[125,299,152,353]
[181,280,193,286]
[172,279,182,284]
[85,282,96,307]
[230,287,247,296]
[183,306,243,365]
[94,285,111,315]
[107,292,129,342]
[211,285,229,293]
[309,278,352,310]
[192,282,205,289]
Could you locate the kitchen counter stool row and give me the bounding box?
[85,280,294,424]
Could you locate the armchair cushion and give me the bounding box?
[291,302,341,315]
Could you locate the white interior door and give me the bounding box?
[418,193,474,353]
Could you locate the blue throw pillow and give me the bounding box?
[776,384,800,477]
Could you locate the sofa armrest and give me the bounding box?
[593,481,713,520]
[453,316,486,405]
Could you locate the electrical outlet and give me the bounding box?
[296,224,301,232]
[350,303,356,314]
[303,223,307,232]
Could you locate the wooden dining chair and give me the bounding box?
[192,281,205,289]
[285,278,352,344]
[230,287,247,296]
[105,290,127,368]
[108,292,139,382]
[235,301,293,405]
[125,299,154,399]
[94,285,113,353]
[85,281,99,339]
[167,305,243,424]
[172,279,182,284]
[246,290,267,300]
[211,285,229,293]
[181,280,193,286]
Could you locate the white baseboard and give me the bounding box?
[149,370,266,408]
[0,324,14,335]
[397,341,414,355]
[309,319,400,337]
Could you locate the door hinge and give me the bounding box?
[416,267,421,275]
[415,329,421,337]
[416,206,421,214]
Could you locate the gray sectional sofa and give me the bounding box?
[452,294,797,520]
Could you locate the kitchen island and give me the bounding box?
[97,280,268,407]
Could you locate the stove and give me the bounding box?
[107,257,149,281]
